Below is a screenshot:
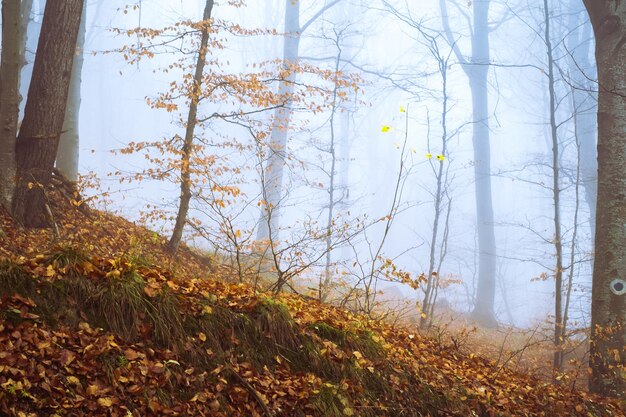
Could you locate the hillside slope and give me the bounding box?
[0,190,623,417]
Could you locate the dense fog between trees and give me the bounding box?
[10,0,599,330]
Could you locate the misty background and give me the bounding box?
[16,0,597,329]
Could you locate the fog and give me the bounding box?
[16,0,597,329]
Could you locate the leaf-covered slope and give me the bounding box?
[0,196,623,417]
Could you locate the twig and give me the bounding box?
[42,187,60,240]
[226,364,273,417]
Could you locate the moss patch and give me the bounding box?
[309,322,384,359]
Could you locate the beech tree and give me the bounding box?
[0,0,27,210]
[567,0,597,235]
[114,1,353,261]
[582,0,626,398]
[167,0,215,254]
[55,0,87,183]
[439,0,498,327]
[12,0,84,227]
[256,0,343,241]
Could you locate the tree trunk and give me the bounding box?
[467,1,497,327]
[440,0,497,327]
[321,43,342,302]
[56,0,87,183]
[542,0,565,372]
[256,0,342,241]
[420,45,449,329]
[256,0,300,242]
[12,0,84,227]
[19,0,41,119]
[0,0,26,211]
[167,0,215,254]
[582,0,626,398]
[568,0,597,238]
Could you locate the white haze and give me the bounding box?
[16,0,596,328]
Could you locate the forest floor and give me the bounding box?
[0,185,624,417]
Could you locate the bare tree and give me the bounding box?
[541,0,566,372]
[439,0,498,327]
[415,29,454,329]
[256,0,343,241]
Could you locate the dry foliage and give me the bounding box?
[0,192,623,416]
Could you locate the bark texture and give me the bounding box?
[12,0,84,227]
[0,0,25,210]
[167,0,215,254]
[582,0,626,398]
[56,0,87,183]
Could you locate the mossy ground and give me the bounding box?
[0,194,623,416]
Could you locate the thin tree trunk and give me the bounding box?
[167,0,215,254]
[582,0,626,398]
[562,99,582,362]
[420,45,449,328]
[56,0,87,183]
[321,43,342,302]
[12,0,84,227]
[542,0,565,372]
[0,0,26,210]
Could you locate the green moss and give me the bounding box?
[46,245,89,269]
[309,322,384,359]
[354,329,384,359]
[0,260,69,326]
[309,322,348,345]
[311,384,355,417]
[0,259,35,297]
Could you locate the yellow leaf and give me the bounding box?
[399,106,406,113]
[97,397,113,408]
[381,125,391,133]
[425,153,433,159]
[45,265,55,277]
[66,376,80,386]
[343,407,354,416]
[436,154,445,161]
[198,332,207,342]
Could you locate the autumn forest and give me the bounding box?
[0,0,625,415]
